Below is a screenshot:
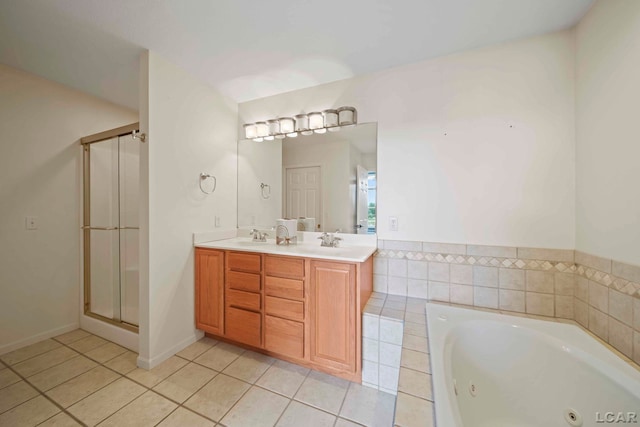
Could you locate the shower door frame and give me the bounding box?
[81,122,140,333]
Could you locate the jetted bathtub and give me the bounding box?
[426,303,640,427]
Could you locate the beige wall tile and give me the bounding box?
[575,298,588,327]
[388,277,408,296]
[428,263,449,282]
[525,271,554,294]
[474,287,498,309]
[422,242,465,255]
[609,289,633,326]
[608,318,633,358]
[612,261,640,283]
[389,259,408,278]
[404,321,427,338]
[384,240,422,252]
[402,335,429,353]
[555,295,574,319]
[588,281,608,312]
[473,266,498,288]
[499,268,525,291]
[554,273,574,296]
[575,277,589,302]
[634,331,640,366]
[407,279,428,299]
[450,285,473,306]
[588,307,609,341]
[575,251,611,273]
[467,245,516,258]
[499,290,525,313]
[517,247,574,262]
[526,293,554,316]
[428,281,449,303]
[450,264,472,285]
[634,299,640,332]
[373,257,388,275]
[407,261,428,280]
[373,274,388,293]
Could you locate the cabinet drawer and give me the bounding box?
[228,252,261,273]
[226,307,261,348]
[265,256,304,279]
[265,276,304,300]
[227,289,261,312]
[265,315,304,359]
[265,296,304,321]
[227,271,261,292]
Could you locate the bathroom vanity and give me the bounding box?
[194,237,375,382]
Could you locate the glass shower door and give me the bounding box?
[83,130,139,330]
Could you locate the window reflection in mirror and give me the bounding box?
[237,122,377,234]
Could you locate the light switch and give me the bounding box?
[389,216,398,231]
[25,216,38,230]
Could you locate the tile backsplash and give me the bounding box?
[374,240,640,365]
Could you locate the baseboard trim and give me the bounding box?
[0,322,79,355]
[80,315,138,352]
[137,330,203,369]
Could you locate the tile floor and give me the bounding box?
[0,329,396,426]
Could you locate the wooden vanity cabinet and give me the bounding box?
[224,252,262,347]
[264,256,306,360]
[195,248,224,336]
[194,247,373,382]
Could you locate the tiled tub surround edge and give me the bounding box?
[374,241,640,365]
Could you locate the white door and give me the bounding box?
[356,165,369,234]
[285,166,321,230]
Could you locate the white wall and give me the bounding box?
[138,52,237,367]
[239,30,576,249]
[0,64,137,353]
[237,139,282,229]
[575,0,640,266]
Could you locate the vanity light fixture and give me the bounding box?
[295,114,313,136]
[244,106,357,141]
[337,106,357,126]
[323,109,339,132]
[308,112,324,132]
[244,123,257,139]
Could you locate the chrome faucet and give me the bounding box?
[250,228,268,242]
[318,229,342,247]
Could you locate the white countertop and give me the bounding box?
[195,236,377,263]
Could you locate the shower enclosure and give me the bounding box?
[81,123,140,332]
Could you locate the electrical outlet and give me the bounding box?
[389,216,398,231]
[215,216,221,227]
[25,216,38,230]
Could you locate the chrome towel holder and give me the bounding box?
[199,173,217,194]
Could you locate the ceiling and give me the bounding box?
[0,0,594,110]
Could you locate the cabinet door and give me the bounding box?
[309,260,356,372]
[195,249,224,335]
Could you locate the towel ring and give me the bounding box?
[260,182,271,199]
[199,173,217,194]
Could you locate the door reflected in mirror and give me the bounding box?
[237,122,377,234]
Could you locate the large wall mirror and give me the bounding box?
[238,122,377,234]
